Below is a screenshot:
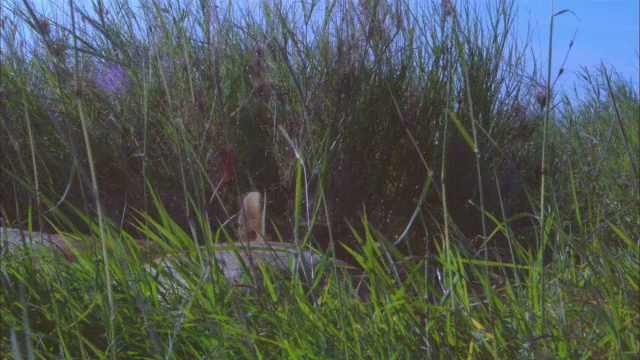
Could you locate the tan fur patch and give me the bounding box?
[236,191,264,242]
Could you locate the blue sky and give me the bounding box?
[28,0,639,95]
[517,0,639,94]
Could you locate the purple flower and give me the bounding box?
[96,62,131,95]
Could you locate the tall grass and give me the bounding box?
[2,0,638,358]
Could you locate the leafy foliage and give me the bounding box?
[1,0,638,358]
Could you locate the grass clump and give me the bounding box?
[2,0,638,358]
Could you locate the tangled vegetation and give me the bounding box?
[1,0,638,358]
